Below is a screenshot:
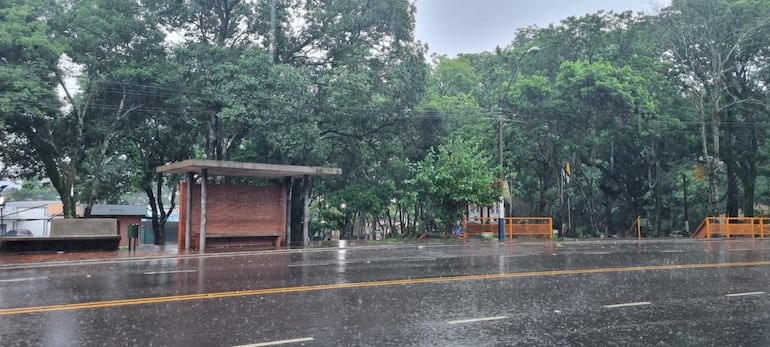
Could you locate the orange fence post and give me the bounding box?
[636,216,641,240]
[726,217,731,239]
[761,218,765,239]
[549,218,553,240]
[706,218,711,238]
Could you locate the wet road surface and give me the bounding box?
[1,239,769,346]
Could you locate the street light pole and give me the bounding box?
[0,184,6,236]
[496,46,540,242]
[0,196,5,237]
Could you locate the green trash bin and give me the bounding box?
[127,224,139,251]
[128,224,139,238]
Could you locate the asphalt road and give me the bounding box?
[1,239,769,346]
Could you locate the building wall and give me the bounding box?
[51,218,117,236]
[140,221,178,244]
[2,202,142,240]
[178,183,286,250]
[115,216,142,247]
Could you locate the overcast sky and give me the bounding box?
[415,0,670,57]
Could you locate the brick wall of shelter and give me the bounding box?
[178,183,286,250]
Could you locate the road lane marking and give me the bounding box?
[287,257,436,267]
[583,252,612,255]
[287,262,336,267]
[604,301,651,308]
[234,337,314,346]
[143,270,197,275]
[448,316,509,324]
[725,291,765,297]
[659,250,684,253]
[402,257,437,262]
[0,277,47,283]
[727,249,752,252]
[4,260,770,316]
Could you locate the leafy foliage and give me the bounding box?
[411,137,499,234]
[3,0,770,240]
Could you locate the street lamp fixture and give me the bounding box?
[496,46,540,242]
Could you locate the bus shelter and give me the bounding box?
[156,159,341,252]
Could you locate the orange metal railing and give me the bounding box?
[462,217,553,240]
[623,216,642,240]
[691,217,769,239]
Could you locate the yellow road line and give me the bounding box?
[2,260,770,316]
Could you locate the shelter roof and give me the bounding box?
[89,204,146,216]
[155,159,342,178]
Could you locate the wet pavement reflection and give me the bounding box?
[1,239,769,346]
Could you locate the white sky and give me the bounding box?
[415,0,671,57]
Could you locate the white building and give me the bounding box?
[1,201,63,237]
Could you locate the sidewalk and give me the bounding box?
[0,239,447,266]
[2,238,707,267]
[0,240,388,266]
[0,244,181,266]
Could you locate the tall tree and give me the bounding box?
[659,0,770,216]
[0,0,71,214]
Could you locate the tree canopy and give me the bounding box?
[3,0,770,240]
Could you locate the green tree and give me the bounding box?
[410,137,499,234]
[1,0,172,217]
[0,0,71,214]
[659,0,770,216]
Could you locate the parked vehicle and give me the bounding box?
[3,229,33,237]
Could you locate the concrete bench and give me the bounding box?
[205,232,283,249]
[0,218,122,254]
[0,235,120,253]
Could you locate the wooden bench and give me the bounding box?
[205,232,283,249]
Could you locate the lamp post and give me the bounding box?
[0,198,5,237]
[496,46,540,242]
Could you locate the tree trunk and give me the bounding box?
[62,190,77,219]
[386,209,395,238]
[538,167,548,216]
[56,170,78,219]
[207,112,221,160]
[741,165,756,217]
[605,195,612,236]
[725,159,740,217]
[145,184,166,245]
[708,107,721,215]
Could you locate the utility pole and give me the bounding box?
[683,174,689,234]
[270,0,277,64]
[0,184,6,236]
[495,46,540,242]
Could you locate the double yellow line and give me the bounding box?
[3,260,770,316]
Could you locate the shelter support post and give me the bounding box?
[200,168,208,252]
[302,175,310,246]
[285,177,293,248]
[185,172,193,252]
